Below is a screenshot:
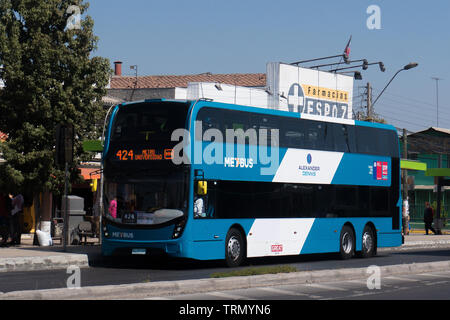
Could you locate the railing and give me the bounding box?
[408,204,448,230]
[409,204,448,222]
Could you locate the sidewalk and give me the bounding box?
[0,234,99,273]
[1,232,450,273]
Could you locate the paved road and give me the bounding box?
[156,270,450,300]
[1,245,449,293]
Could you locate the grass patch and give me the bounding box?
[210,265,298,278]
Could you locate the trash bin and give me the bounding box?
[62,195,86,244]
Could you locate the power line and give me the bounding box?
[372,94,450,117]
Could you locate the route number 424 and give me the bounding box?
[116,149,133,161]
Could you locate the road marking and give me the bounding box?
[207,291,255,300]
[145,296,172,300]
[256,286,308,297]
[384,276,421,282]
[347,279,370,285]
[305,283,348,291]
[418,273,450,279]
[424,280,449,286]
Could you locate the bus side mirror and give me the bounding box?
[197,181,207,195]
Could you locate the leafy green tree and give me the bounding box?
[0,0,110,199]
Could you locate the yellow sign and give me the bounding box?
[302,85,349,103]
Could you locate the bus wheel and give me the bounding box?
[339,225,355,260]
[361,225,376,258]
[225,228,245,267]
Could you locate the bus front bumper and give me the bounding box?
[101,238,183,257]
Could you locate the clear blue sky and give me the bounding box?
[87,0,450,133]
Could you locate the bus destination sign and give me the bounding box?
[115,148,173,161]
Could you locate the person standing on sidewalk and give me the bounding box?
[9,193,24,245]
[424,201,436,235]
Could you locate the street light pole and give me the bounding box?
[431,77,442,127]
[372,62,418,108]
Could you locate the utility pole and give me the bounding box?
[431,77,442,127]
[402,129,409,235]
[366,82,373,121]
[402,128,408,199]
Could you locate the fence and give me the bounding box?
[408,203,448,230]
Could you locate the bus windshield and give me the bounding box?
[109,101,189,144]
[103,170,187,225]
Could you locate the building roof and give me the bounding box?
[109,73,266,89]
[407,127,450,154]
[408,127,450,137]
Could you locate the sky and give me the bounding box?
[86,0,450,133]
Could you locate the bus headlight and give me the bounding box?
[172,218,187,239]
[103,225,109,238]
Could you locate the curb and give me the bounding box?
[1,260,449,300]
[403,240,450,247]
[0,254,89,273]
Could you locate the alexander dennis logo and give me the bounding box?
[299,153,320,176]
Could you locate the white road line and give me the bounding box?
[256,286,308,297]
[347,279,370,285]
[207,291,255,300]
[384,276,421,282]
[144,296,173,300]
[418,273,450,279]
[424,280,449,286]
[305,283,348,292]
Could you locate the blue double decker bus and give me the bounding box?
[101,99,402,267]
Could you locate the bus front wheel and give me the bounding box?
[225,228,245,267]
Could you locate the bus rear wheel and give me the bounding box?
[225,228,245,267]
[339,225,355,260]
[361,225,376,258]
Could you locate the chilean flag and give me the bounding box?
[373,161,389,180]
[343,35,352,63]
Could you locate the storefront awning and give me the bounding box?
[80,167,101,180]
[401,159,427,171]
[425,168,450,177]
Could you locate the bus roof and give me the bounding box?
[113,99,397,132]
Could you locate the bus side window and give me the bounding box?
[282,119,305,149]
[251,114,279,147]
[196,108,222,140]
[356,126,381,155]
[306,122,324,150]
[331,124,351,153]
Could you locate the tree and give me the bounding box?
[0,0,110,201]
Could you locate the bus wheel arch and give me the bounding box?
[339,223,355,260]
[225,224,246,267]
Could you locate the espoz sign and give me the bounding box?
[267,62,354,119]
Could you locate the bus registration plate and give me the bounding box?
[132,248,146,255]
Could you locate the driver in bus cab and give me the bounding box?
[194,195,205,218]
[194,181,214,218]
